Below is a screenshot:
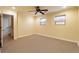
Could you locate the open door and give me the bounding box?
[0,14,14,48]
[2,14,14,45]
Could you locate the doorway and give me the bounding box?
[0,14,14,47]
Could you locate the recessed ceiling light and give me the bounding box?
[12,7,16,10]
[63,6,67,8]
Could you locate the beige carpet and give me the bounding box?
[1,34,79,53]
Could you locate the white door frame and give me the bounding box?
[1,13,3,47]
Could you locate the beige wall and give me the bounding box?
[35,7,79,42]
[17,12,35,38]
[78,7,79,36]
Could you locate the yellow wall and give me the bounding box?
[35,7,79,42]
[17,12,35,38]
[78,7,79,41]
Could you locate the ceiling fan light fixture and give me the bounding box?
[63,6,67,8]
[12,7,16,10]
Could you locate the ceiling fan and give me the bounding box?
[28,6,48,15]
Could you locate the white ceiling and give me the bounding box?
[40,6,74,13]
[0,6,75,15]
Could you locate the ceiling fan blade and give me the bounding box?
[41,9,48,11]
[35,11,38,15]
[40,11,44,15]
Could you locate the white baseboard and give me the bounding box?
[17,33,35,39]
[14,37,18,40]
[13,33,79,47]
[0,50,1,53]
[37,33,79,46]
[77,43,79,47]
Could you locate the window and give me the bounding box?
[54,15,66,25]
